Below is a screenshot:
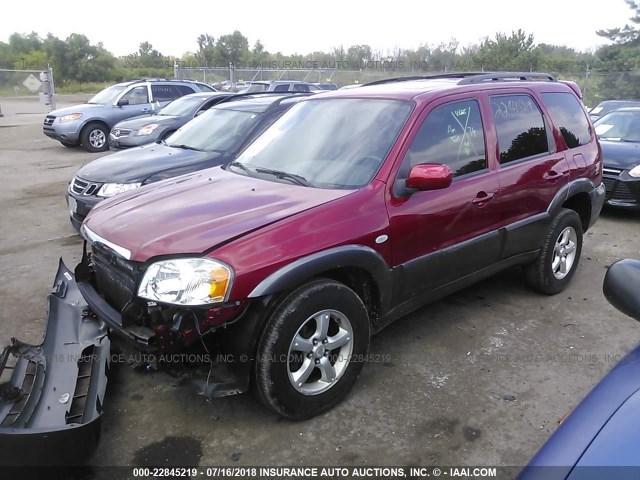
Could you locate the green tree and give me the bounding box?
[196,34,217,67]
[474,30,541,71]
[216,31,249,66]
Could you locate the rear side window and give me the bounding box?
[196,83,215,92]
[152,85,182,102]
[541,92,591,148]
[273,84,290,92]
[491,94,549,164]
[176,85,197,96]
[399,98,487,179]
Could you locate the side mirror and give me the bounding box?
[603,259,640,322]
[117,98,129,107]
[406,164,453,191]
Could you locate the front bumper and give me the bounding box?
[602,170,640,209]
[0,260,110,466]
[43,120,82,144]
[66,190,102,233]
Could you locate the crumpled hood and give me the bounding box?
[601,140,640,170]
[76,143,215,184]
[84,167,354,262]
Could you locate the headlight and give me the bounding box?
[96,183,141,197]
[630,165,640,178]
[59,113,83,123]
[138,258,233,306]
[135,124,160,136]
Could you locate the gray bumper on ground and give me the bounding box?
[0,259,110,466]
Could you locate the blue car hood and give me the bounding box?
[600,140,640,170]
[50,103,108,117]
[520,344,640,479]
[75,143,220,184]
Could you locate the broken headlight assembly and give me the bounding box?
[137,258,233,306]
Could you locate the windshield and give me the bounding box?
[232,98,413,188]
[594,110,640,142]
[159,96,206,117]
[88,85,126,104]
[165,107,260,152]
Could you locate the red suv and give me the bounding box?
[67,73,604,420]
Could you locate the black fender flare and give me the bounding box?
[248,245,393,313]
[547,178,596,217]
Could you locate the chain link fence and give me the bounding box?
[0,67,56,115]
[174,65,640,109]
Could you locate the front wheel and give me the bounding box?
[525,208,583,294]
[255,279,370,419]
[80,123,109,152]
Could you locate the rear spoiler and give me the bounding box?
[560,80,583,100]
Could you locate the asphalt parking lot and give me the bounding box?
[1,96,640,473]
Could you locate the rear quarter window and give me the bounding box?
[541,92,591,148]
[490,94,549,164]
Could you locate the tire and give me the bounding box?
[525,208,583,295]
[60,141,78,148]
[80,123,109,152]
[255,279,370,420]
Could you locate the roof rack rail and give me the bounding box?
[457,72,556,85]
[363,72,487,87]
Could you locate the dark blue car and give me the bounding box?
[594,107,640,209]
[66,93,309,232]
[520,259,640,480]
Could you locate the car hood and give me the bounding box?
[600,140,640,170]
[113,114,182,130]
[76,143,215,184]
[84,167,354,262]
[520,344,640,479]
[50,104,107,117]
[567,388,640,473]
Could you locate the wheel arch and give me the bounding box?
[548,178,595,231]
[248,245,393,328]
[79,120,110,139]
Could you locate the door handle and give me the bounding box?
[543,170,561,182]
[472,191,495,207]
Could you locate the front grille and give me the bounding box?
[602,167,623,175]
[603,174,637,202]
[91,244,139,312]
[71,177,102,196]
[111,128,132,138]
[43,115,55,126]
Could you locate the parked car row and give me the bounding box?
[66,92,311,230]
[43,78,216,152]
[12,71,636,467]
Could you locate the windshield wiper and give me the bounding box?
[228,161,251,175]
[169,144,205,152]
[254,167,311,186]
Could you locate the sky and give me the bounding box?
[1,0,635,58]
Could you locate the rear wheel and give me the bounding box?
[525,208,583,294]
[80,123,109,152]
[254,279,370,419]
